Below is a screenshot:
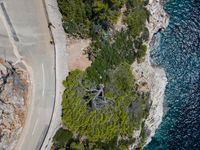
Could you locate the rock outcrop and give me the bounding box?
[0,58,29,150]
[131,0,169,149]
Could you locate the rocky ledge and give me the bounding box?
[0,58,29,150]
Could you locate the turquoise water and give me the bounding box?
[145,0,200,149]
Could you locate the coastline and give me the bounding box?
[45,0,169,149]
[132,0,169,147]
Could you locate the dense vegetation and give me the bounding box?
[57,0,127,37]
[86,30,148,84]
[53,0,150,149]
[52,128,135,150]
[57,0,149,38]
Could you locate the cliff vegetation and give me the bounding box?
[52,0,150,149]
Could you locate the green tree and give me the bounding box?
[52,128,73,149]
[125,8,148,38]
[57,0,90,37]
[56,0,151,148]
[137,44,147,59]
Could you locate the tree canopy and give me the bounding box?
[54,0,151,149]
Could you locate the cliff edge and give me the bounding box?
[132,0,169,148]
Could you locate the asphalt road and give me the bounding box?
[0,15,17,62]
[0,0,55,149]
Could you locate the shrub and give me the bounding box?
[141,27,150,42]
[57,0,90,37]
[86,31,136,84]
[106,62,135,97]
[70,142,85,150]
[52,128,73,149]
[125,8,148,38]
[137,44,147,59]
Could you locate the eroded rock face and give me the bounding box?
[131,0,169,149]
[0,59,29,150]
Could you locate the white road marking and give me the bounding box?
[42,63,45,96]
[32,119,38,136]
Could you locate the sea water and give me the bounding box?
[145,0,200,149]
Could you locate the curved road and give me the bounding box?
[0,0,56,149]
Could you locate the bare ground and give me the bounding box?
[67,37,91,71]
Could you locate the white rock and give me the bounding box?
[0,64,7,75]
[131,0,169,149]
[0,61,28,150]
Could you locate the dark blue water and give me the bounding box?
[145,0,200,149]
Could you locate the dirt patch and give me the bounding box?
[67,37,91,71]
[114,5,127,31]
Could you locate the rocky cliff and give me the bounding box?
[0,58,29,150]
[131,0,169,149]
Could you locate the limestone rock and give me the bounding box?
[0,59,29,150]
[131,0,169,149]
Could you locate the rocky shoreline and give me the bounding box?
[45,0,169,149]
[0,59,29,150]
[131,0,169,148]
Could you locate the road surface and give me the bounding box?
[0,0,56,149]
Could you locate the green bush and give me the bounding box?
[70,142,85,150]
[141,27,150,42]
[92,0,126,25]
[57,0,90,37]
[125,8,148,38]
[105,62,135,97]
[52,128,73,149]
[127,0,149,7]
[137,44,147,59]
[86,31,136,84]
[128,0,144,7]
[57,0,127,37]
